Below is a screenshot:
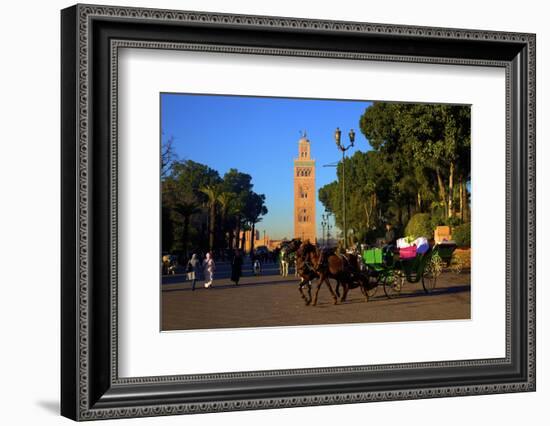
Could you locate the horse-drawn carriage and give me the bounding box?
[361,241,460,298]
[278,240,299,277]
[283,237,460,306]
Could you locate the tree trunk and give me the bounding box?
[363,202,370,231]
[228,227,234,251]
[448,161,455,219]
[209,204,216,252]
[234,216,241,249]
[462,180,470,223]
[219,210,226,250]
[417,191,422,211]
[459,175,464,221]
[182,215,190,258]
[375,197,379,226]
[240,226,246,251]
[397,206,402,227]
[436,168,448,218]
[363,193,376,230]
[250,222,256,254]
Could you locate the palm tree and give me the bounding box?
[232,199,245,250]
[216,192,236,250]
[173,201,200,257]
[243,192,268,255]
[200,185,221,252]
[240,221,251,251]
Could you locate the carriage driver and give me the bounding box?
[383,222,396,256]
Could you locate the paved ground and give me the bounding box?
[161,260,470,331]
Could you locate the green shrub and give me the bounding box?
[429,203,446,228]
[446,216,463,228]
[429,211,462,230]
[429,215,445,231]
[405,213,433,239]
[453,223,471,247]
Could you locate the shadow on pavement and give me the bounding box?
[162,278,300,292]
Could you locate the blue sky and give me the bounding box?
[161,93,373,240]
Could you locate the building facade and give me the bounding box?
[293,134,316,243]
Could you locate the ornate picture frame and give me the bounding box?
[61,4,535,421]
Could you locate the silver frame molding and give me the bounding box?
[61,3,536,421]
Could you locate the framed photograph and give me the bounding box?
[61,4,536,421]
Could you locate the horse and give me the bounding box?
[299,242,376,306]
[279,239,301,277]
[294,243,330,305]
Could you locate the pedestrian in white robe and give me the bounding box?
[203,252,215,288]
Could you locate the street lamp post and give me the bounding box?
[321,213,328,246]
[334,127,355,249]
[326,213,332,245]
[321,212,332,247]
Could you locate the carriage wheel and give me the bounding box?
[430,254,444,275]
[366,285,378,298]
[383,271,404,299]
[451,257,463,274]
[422,262,438,293]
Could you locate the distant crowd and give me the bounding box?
[162,247,281,290]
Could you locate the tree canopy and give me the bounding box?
[319,102,471,244]
[162,158,268,257]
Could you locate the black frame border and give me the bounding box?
[61,4,536,421]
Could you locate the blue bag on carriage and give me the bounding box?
[414,237,429,254]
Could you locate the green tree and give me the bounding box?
[217,191,236,250]
[162,177,200,254]
[161,159,222,253]
[405,213,433,239]
[243,192,268,254]
[360,102,470,224]
[396,103,470,220]
[319,150,396,243]
[200,185,222,252]
[161,158,270,256]
[174,201,200,255]
[170,160,221,202]
[319,102,470,245]
[221,169,254,249]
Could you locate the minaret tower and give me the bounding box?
[293,132,316,243]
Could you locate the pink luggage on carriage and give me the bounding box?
[399,245,417,260]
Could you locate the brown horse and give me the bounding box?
[294,255,317,305]
[295,242,338,305]
[278,239,317,304]
[299,242,375,306]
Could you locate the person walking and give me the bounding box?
[203,252,215,289]
[230,249,243,286]
[187,253,200,291]
[253,258,262,276]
